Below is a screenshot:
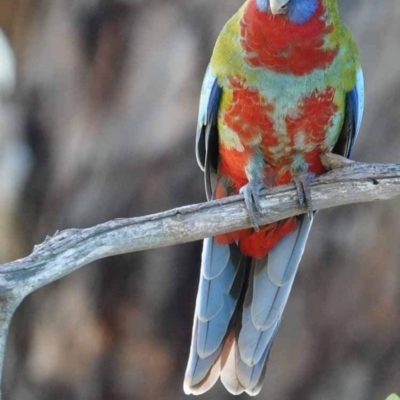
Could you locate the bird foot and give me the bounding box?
[239,180,267,231]
[293,172,315,220]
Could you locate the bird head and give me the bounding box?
[256,0,319,24]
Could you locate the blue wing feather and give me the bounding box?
[195,65,222,171]
[346,67,364,156]
[334,67,364,158]
[353,68,365,144]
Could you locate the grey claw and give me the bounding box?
[293,172,315,219]
[239,181,267,231]
[294,179,305,207]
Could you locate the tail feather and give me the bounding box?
[202,237,230,280]
[184,317,222,390]
[238,262,277,365]
[236,327,277,391]
[185,355,222,395]
[267,215,313,286]
[244,362,267,396]
[220,333,246,395]
[197,249,246,358]
[184,239,246,393]
[197,265,242,357]
[238,309,277,366]
[197,253,240,323]
[184,215,313,395]
[251,256,288,330]
[239,215,312,366]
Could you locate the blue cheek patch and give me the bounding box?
[256,0,269,12]
[287,0,318,24]
[255,0,318,24]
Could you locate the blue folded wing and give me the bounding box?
[195,65,222,200]
[334,67,364,158]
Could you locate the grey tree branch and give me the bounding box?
[1,154,400,397]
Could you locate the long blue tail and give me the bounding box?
[184,215,313,395]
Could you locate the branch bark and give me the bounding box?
[1,155,400,397]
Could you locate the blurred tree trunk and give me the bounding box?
[0,1,400,400]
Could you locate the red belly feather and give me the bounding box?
[215,77,339,258]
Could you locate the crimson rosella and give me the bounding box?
[184,0,364,396]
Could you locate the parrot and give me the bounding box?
[184,0,364,396]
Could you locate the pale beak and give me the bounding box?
[269,0,290,15]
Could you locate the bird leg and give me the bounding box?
[293,172,315,220]
[239,180,267,231]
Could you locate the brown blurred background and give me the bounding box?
[0,0,399,399]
